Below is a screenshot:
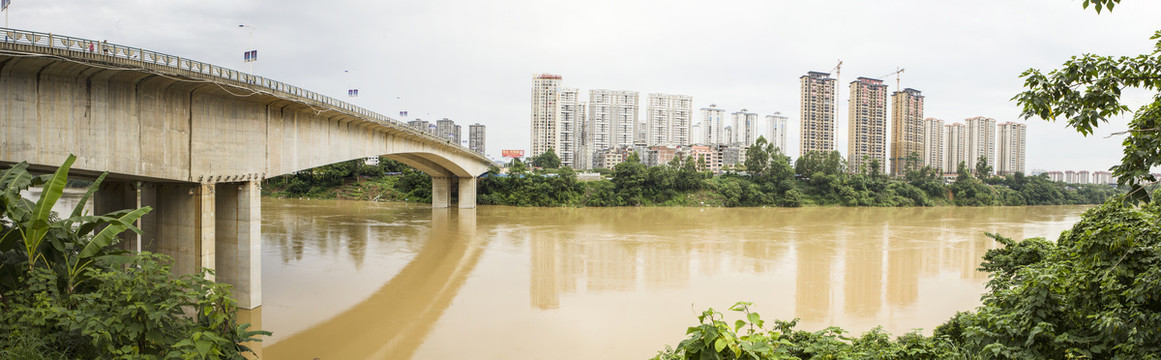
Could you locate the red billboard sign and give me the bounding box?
[502,150,524,158]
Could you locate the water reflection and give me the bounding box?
[258,201,1091,360]
[264,205,483,359]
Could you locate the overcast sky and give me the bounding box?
[7,0,1161,171]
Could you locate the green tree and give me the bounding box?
[867,157,881,179]
[612,152,647,205]
[1014,3,1157,203]
[530,148,562,169]
[974,156,992,179]
[744,136,771,178]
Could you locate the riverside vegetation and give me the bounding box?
[0,155,268,359]
[655,0,1161,358]
[262,145,1119,208]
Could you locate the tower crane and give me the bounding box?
[879,67,905,90]
[831,60,843,115]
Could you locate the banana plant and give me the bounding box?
[0,155,151,294]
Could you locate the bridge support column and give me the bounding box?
[457,176,476,208]
[214,181,262,309]
[151,183,216,278]
[93,181,140,252]
[432,177,451,208]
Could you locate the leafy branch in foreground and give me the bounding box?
[1013,28,1161,204]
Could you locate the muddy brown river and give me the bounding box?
[247,199,1089,359]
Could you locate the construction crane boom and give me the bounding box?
[878,67,904,90]
[832,60,843,117]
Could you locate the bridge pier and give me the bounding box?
[92,181,141,252]
[213,181,262,310]
[431,176,477,208]
[99,181,262,309]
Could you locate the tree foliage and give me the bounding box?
[1014,22,1160,203]
[0,157,268,359]
[530,148,562,169]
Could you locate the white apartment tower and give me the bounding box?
[589,90,639,148]
[965,116,997,175]
[588,90,613,153]
[945,123,966,172]
[559,88,585,168]
[890,88,925,176]
[700,104,726,145]
[765,112,789,152]
[800,71,837,157]
[922,118,945,172]
[997,122,1027,175]
[531,74,562,159]
[731,109,759,146]
[848,77,888,175]
[646,93,694,146]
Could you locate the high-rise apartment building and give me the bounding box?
[890,88,925,176]
[945,123,966,172]
[690,123,703,145]
[700,104,726,145]
[469,123,486,154]
[997,122,1027,175]
[559,88,585,168]
[847,77,888,174]
[590,90,639,148]
[453,124,462,145]
[646,93,693,146]
[731,109,759,146]
[765,112,789,152]
[965,116,997,175]
[408,119,430,133]
[800,71,837,157]
[588,90,613,154]
[436,118,456,141]
[531,74,562,159]
[922,118,945,172]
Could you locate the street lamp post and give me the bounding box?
[238,24,256,73]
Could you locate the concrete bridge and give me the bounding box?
[0,27,493,309]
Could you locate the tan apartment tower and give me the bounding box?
[922,118,945,172]
[848,77,888,174]
[800,71,836,157]
[945,123,967,173]
[890,88,925,176]
[531,74,562,159]
[997,122,1027,175]
[965,116,997,175]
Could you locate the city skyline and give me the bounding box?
[10,1,1161,171]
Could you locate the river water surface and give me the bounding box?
[255,199,1090,359]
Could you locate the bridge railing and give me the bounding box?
[0,27,488,160]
